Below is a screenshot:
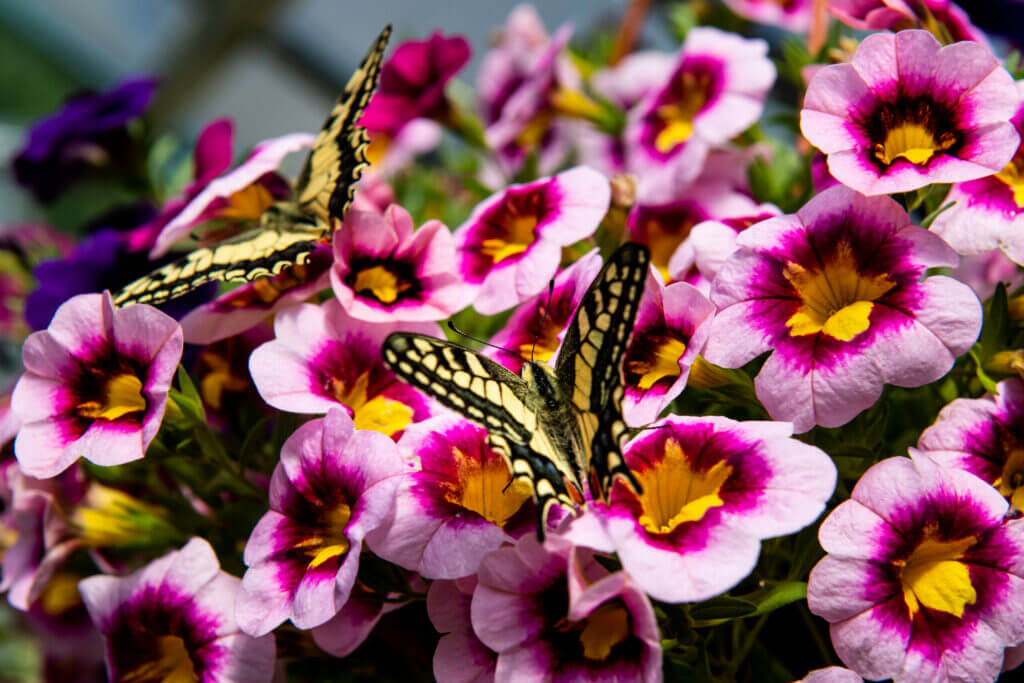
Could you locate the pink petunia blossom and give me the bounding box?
[828,0,989,45]
[428,576,497,683]
[724,0,813,31]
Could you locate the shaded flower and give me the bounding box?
[724,0,812,30]
[929,81,1024,266]
[796,667,863,682]
[248,299,438,438]
[193,325,273,425]
[566,416,835,602]
[80,537,276,682]
[331,205,470,322]
[801,29,1019,195]
[702,186,982,432]
[22,572,105,683]
[621,273,714,427]
[427,577,498,683]
[455,166,609,315]
[311,581,414,657]
[150,132,313,258]
[368,416,540,579]
[625,28,775,201]
[235,409,403,635]
[12,77,157,203]
[949,249,1024,301]
[917,377,1024,512]
[471,534,662,682]
[13,292,183,478]
[829,0,989,44]
[808,455,1024,682]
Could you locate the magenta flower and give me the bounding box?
[471,535,662,682]
[681,204,782,283]
[311,582,413,657]
[368,416,541,580]
[235,409,404,636]
[829,0,989,44]
[702,186,982,433]
[621,273,714,427]
[80,538,276,682]
[801,30,1019,195]
[427,577,498,683]
[455,166,609,314]
[331,205,470,322]
[12,292,183,478]
[625,28,775,201]
[930,81,1024,267]
[949,250,1024,300]
[724,0,812,30]
[485,249,603,373]
[150,131,313,258]
[248,299,439,438]
[808,455,1024,682]
[917,377,1024,512]
[566,416,835,602]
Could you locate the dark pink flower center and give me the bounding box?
[344,257,420,306]
[861,94,961,169]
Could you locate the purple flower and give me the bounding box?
[829,0,989,45]
[80,537,276,682]
[12,78,157,203]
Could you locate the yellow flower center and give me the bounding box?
[440,446,533,527]
[874,123,956,167]
[653,70,713,153]
[72,484,169,547]
[896,526,978,618]
[199,353,248,412]
[995,158,1024,209]
[38,573,83,617]
[515,110,555,149]
[76,373,147,421]
[295,503,352,569]
[352,265,413,304]
[217,183,276,221]
[633,214,698,280]
[578,603,632,662]
[634,437,732,534]
[366,133,391,167]
[627,335,687,390]
[329,372,414,438]
[123,635,197,683]
[481,215,539,264]
[783,242,896,341]
[994,447,1024,512]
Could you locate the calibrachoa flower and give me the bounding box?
[428,577,498,683]
[332,205,470,322]
[566,416,836,602]
[625,28,775,201]
[248,299,438,438]
[80,537,276,682]
[917,377,1024,512]
[455,165,609,314]
[680,204,782,283]
[311,582,414,657]
[368,416,540,579]
[808,455,1024,682]
[950,250,1024,300]
[486,249,602,373]
[150,131,313,258]
[702,186,982,433]
[797,667,863,683]
[12,292,183,478]
[801,29,1020,195]
[829,0,989,44]
[12,77,157,203]
[929,81,1024,266]
[724,0,812,31]
[471,535,662,682]
[236,409,404,636]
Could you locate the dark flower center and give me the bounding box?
[345,257,419,305]
[863,95,960,168]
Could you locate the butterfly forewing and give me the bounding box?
[112,25,391,308]
[555,243,650,497]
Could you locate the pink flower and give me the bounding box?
[12,292,183,478]
[724,0,812,31]
[235,409,404,636]
[829,0,989,45]
[801,30,1019,195]
[808,455,1024,682]
[428,577,497,683]
[80,538,276,682]
[331,205,470,322]
[455,166,609,314]
[702,186,982,432]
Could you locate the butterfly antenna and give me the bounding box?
[530,279,556,363]
[447,322,525,360]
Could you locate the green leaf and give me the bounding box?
[920,200,956,229]
[746,581,808,616]
[689,595,757,621]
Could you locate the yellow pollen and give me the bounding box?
[218,183,276,221]
[653,71,712,153]
[122,635,197,683]
[481,215,538,265]
[578,603,631,661]
[994,447,1024,512]
[783,242,897,341]
[330,372,413,437]
[874,123,954,167]
[76,373,147,421]
[441,447,532,527]
[352,265,411,304]
[897,526,978,618]
[995,158,1024,209]
[295,503,352,569]
[635,438,732,534]
[627,335,687,390]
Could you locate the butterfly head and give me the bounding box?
[520,361,565,413]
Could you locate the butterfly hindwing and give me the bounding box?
[555,242,650,497]
[112,26,391,308]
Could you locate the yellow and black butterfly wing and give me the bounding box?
[555,242,650,498]
[111,224,325,307]
[294,24,391,228]
[382,333,578,537]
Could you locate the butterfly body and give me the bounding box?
[112,25,392,308]
[382,242,651,537]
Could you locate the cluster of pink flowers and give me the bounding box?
[3,2,1024,681]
